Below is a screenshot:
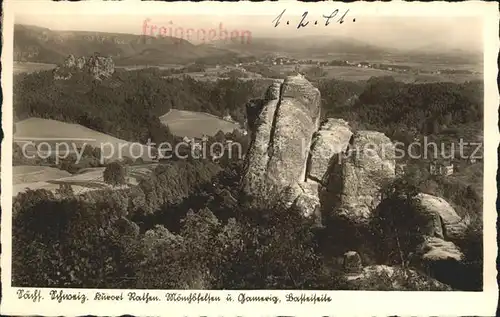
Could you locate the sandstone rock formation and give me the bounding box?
[242,76,396,221]
[307,118,352,183]
[240,75,473,289]
[53,53,115,80]
[413,193,468,240]
[329,130,396,224]
[86,54,115,79]
[241,75,321,216]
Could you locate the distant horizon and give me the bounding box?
[14,14,483,54]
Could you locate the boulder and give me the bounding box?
[413,193,468,239]
[343,251,363,274]
[416,236,464,262]
[241,75,321,215]
[330,130,396,224]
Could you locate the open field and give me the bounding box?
[160,109,241,138]
[13,164,157,196]
[14,62,57,75]
[13,165,72,185]
[14,118,155,162]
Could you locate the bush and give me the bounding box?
[103,161,127,186]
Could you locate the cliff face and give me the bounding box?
[241,75,322,216]
[53,53,115,80]
[331,130,396,224]
[241,75,395,221]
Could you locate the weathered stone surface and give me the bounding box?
[344,265,452,290]
[331,130,396,224]
[413,193,467,239]
[343,251,363,274]
[308,118,352,183]
[241,75,321,215]
[416,236,464,262]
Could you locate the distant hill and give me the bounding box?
[14,24,234,65]
[211,35,482,65]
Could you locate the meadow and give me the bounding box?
[159,109,241,138]
[14,118,155,162]
[13,62,57,75]
[13,164,156,196]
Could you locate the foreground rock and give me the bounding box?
[343,265,452,291]
[416,236,464,262]
[413,193,468,240]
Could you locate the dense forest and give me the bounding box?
[13,68,269,144]
[14,69,482,147]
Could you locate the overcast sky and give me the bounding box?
[16,13,483,52]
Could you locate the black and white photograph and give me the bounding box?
[1,1,498,316]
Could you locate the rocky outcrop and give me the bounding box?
[53,53,115,80]
[241,75,321,215]
[86,54,115,79]
[242,76,397,221]
[413,193,468,240]
[330,131,396,224]
[241,75,473,289]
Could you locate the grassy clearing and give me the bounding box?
[159,109,240,138]
[14,118,155,162]
[13,164,157,196]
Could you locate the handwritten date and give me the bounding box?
[273,9,355,29]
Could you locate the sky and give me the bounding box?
[15,13,483,53]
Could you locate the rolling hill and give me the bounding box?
[14,24,234,65]
[14,117,155,162]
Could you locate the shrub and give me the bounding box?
[103,161,127,186]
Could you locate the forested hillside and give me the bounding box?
[14,68,269,143]
[15,69,482,147]
[14,24,233,65]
